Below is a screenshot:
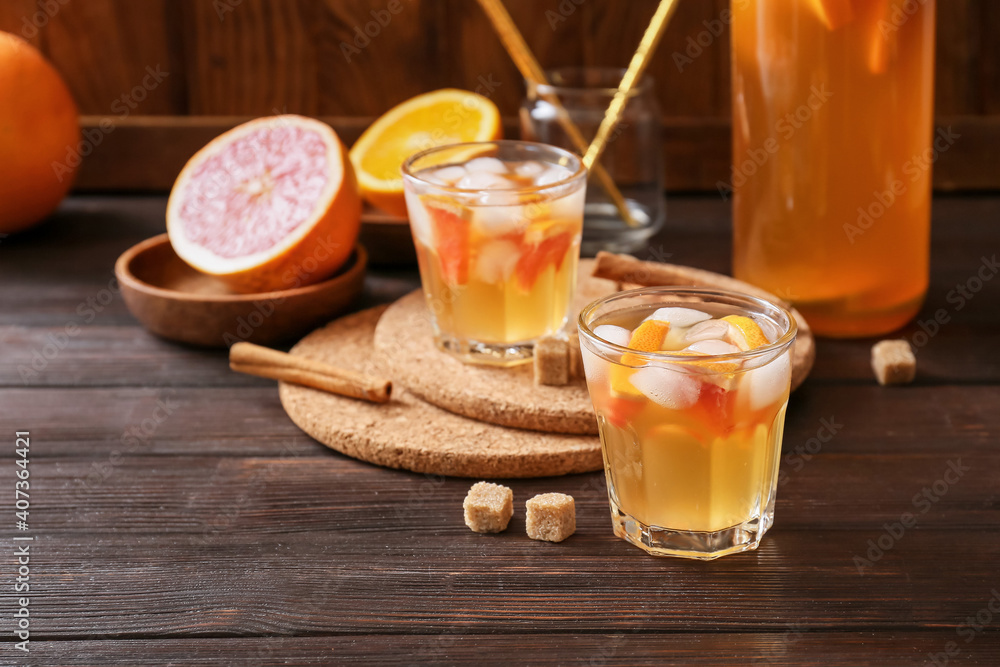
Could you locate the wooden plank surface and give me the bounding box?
[63,115,1000,192]
[2,194,999,664]
[1,0,994,118]
[23,634,1000,666]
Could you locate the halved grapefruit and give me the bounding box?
[349,89,502,218]
[167,115,361,293]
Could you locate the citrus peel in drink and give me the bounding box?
[722,315,769,351]
[805,0,853,30]
[167,115,361,294]
[350,89,502,217]
[610,320,671,397]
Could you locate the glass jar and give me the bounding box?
[520,67,665,256]
[731,0,936,337]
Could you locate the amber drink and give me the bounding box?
[403,141,586,365]
[731,0,936,336]
[579,288,797,559]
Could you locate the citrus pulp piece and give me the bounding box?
[805,0,854,30]
[722,315,770,351]
[866,0,896,74]
[422,197,471,286]
[350,89,502,217]
[167,115,361,294]
[610,320,671,398]
[514,230,574,292]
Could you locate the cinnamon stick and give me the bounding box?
[230,342,391,404]
[592,251,791,307]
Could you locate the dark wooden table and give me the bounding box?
[3,194,999,665]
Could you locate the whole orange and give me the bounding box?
[0,32,80,233]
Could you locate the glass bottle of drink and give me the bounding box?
[730,0,936,337]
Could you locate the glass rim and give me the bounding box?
[530,66,654,98]
[578,286,798,365]
[401,139,587,196]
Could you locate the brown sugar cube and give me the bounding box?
[566,332,584,380]
[463,482,513,533]
[525,493,576,542]
[871,339,916,385]
[534,336,569,386]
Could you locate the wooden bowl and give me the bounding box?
[116,234,367,348]
[359,207,415,266]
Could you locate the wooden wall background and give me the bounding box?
[2,0,997,191]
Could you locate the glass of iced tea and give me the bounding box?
[578,287,797,559]
[402,141,586,365]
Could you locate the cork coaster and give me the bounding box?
[278,306,602,479]
[372,261,617,436]
[373,260,815,435]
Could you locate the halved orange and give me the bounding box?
[349,89,502,218]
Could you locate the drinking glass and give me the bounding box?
[521,67,665,255]
[578,287,797,559]
[402,140,587,366]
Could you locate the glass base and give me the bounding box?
[435,334,535,367]
[794,291,926,338]
[609,499,771,560]
[581,199,664,256]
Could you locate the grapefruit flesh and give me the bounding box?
[167,115,361,293]
[0,32,80,233]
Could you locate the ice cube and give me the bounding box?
[514,161,546,178]
[465,157,508,174]
[547,186,586,221]
[629,366,700,410]
[683,339,741,356]
[457,171,515,191]
[404,191,433,245]
[432,165,467,185]
[534,165,573,187]
[593,324,631,348]
[580,344,609,385]
[684,318,731,343]
[743,353,791,410]
[474,240,520,283]
[753,315,782,344]
[644,307,712,328]
[474,202,526,236]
